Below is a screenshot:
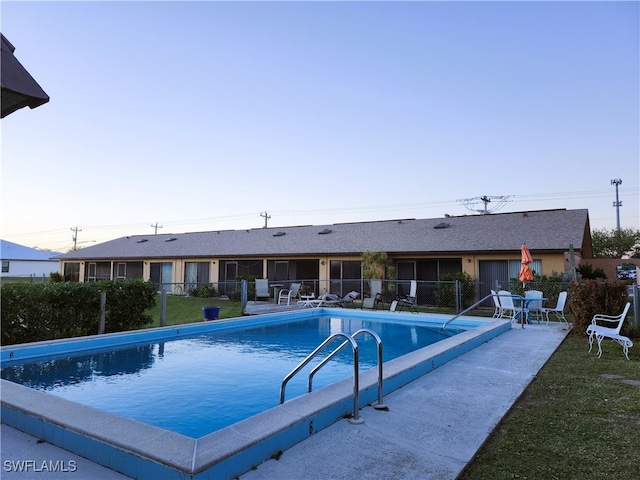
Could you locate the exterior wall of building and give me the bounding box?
[1,259,59,278]
[60,251,571,287]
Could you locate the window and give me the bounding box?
[64,263,80,282]
[2,261,9,273]
[116,263,126,279]
[184,262,210,288]
[330,260,362,297]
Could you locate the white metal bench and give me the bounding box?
[586,302,633,360]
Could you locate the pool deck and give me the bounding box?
[1,321,571,480]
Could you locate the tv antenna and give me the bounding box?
[260,211,271,228]
[457,195,511,214]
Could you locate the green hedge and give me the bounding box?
[1,280,157,345]
[567,279,632,336]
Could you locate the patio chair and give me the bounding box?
[490,290,502,318]
[497,290,518,323]
[254,279,270,301]
[300,291,359,308]
[396,280,417,313]
[541,291,568,324]
[586,302,633,359]
[524,290,544,323]
[362,279,384,310]
[278,283,301,305]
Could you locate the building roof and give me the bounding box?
[1,34,50,118]
[57,209,591,261]
[1,240,62,262]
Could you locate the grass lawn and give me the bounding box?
[145,295,243,327]
[460,333,640,480]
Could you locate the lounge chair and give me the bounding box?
[541,291,568,324]
[587,302,633,359]
[278,283,301,305]
[396,280,417,313]
[299,291,358,308]
[254,279,270,301]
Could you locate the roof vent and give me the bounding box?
[434,222,450,229]
[136,239,148,243]
[273,231,286,237]
[318,228,332,235]
[165,237,177,242]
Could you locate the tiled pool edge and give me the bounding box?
[1,312,510,479]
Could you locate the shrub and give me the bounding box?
[577,263,607,279]
[1,280,157,345]
[567,279,631,336]
[187,283,218,298]
[435,272,475,308]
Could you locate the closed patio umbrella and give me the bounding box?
[518,243,534,283]
[1,33,49,118]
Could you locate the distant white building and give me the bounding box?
[0,240,62,278]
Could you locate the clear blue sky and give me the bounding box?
[2,1,638,252]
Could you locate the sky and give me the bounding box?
[1,0,638,253]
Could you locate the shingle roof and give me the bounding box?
[1,240,62,261]
[57,209,590,261]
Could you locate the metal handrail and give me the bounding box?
[308,329,386,409]
[280,333,362,422]
[442,293,497,330]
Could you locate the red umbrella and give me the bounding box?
[518,243,534,283]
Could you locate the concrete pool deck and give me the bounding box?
[1,322,571,479]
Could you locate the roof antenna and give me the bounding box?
[260,211,271,228]
[457,195,511,214]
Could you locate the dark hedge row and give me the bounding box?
[567,279,634,335]
[1,280,157,345]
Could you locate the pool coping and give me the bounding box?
[1,309,510,479]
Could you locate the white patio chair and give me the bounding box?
[490,289,502,318]
[497,290,518,323]
[586,302,633,359]
[278,283,301,305]
[541,291,568,324]
[362,279,383,310]
[524,290,544,323]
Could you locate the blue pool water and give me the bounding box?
[1,315,458,438]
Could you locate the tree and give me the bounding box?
[362,251,395,279]
[591,228,640,258]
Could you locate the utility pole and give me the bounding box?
[151,222,163,235]
[70,226,82,251]
[260,211,271,228]
[611,178,622,232]
[479,195,491,214]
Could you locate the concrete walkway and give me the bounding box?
[1,323,570,480]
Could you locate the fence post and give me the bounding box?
[160,290,167,327]
[633,284,639,328]
[98,291,106,334]
[455,280,461,312]
[241,280,248,315]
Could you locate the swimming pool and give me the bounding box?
[1,308,510,479]
[1,316,456,437]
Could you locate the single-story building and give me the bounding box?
[1,240,62,279]
[56,209,592,300]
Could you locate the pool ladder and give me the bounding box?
[280,329,386,424]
